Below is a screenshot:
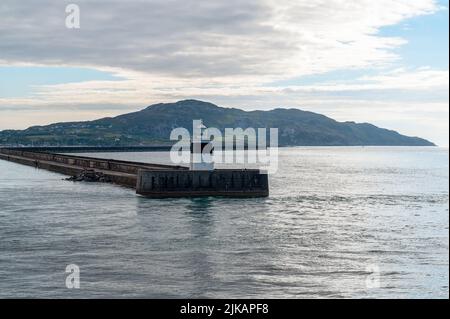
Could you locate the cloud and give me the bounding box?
[0,0,439,78]
[0,67,446,107]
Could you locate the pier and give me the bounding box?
[0,148,269,198]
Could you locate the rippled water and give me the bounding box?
[0,147,448,298]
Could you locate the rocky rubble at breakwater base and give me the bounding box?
[65,169,112,183]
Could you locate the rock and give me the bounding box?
[65,169,111,183]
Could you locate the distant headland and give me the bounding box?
[0,100,435,147]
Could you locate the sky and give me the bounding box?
[0,0,448,146]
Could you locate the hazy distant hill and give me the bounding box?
[0,100,435,146]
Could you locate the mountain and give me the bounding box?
[0,100,435,146]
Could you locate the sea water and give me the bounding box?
[0,147,448,298]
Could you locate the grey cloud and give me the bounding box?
[2,0,435,78]
[0,0,287,76]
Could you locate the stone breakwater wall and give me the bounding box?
[136,169,269,198]
[0,148,269,198]
[0,148,185,188]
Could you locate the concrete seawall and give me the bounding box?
[136,169,269,198]
[5,146,173,153]
[0,148,186,188]
[0,148,269,198]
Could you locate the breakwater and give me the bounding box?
[2,146,173,153]
[136,169,269,198]
[0,148,269,198]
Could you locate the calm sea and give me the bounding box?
[0,147,448,298]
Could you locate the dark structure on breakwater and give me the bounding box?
[137,169,268,198]
[0,148,269,198]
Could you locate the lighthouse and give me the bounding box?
[190,120,214,171]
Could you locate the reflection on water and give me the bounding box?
[0,147,448,298]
